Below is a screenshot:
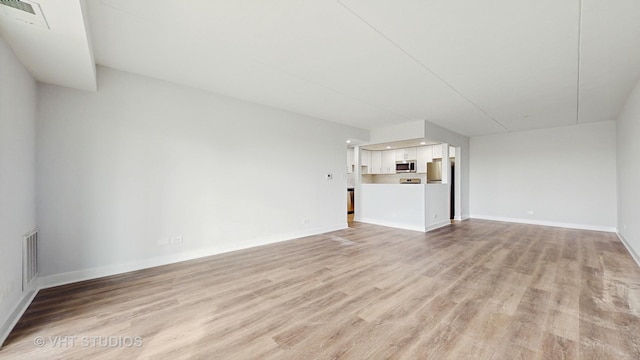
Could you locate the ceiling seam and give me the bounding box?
[576,0,583,124]
[337,0,510,133]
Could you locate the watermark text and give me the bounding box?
[33,335,143,348]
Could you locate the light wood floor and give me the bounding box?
[2,220,640,359]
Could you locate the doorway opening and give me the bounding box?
[347,187,354,224]
[448,145,462,223]
[450,160,455,221]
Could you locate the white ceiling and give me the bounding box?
[1,0,639,137]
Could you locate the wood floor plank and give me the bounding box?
[530,246,560,292]
[1,219,640,359]
[539,332,578,360]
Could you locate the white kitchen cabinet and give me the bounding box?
[416,146,432,173]
[395,147,417,161]
[395,150,403,162]
[370,151,382,174]
[347,148,354,173]
[382,150,396,174]
[407,147,417,160]
[360,149,371,170]
[432,144,443,159]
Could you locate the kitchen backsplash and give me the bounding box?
[361,173,427,184]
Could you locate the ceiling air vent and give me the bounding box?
[0,0,35,14]
[0,0,49,29]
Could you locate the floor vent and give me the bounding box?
[22,229,38,291]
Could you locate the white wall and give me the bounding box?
[470,121,617,231]
[36,66,368,282]
[0,37,37,343]
[423,121,470,220]
[616,78,640,262]
[369,120,425,144]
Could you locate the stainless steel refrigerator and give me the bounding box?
[427,160,442,183]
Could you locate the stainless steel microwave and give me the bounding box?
[395,160,416,173]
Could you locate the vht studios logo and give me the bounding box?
[33,335,143,348]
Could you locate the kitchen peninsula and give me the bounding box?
[358,183,450,232]
[352,142,455,232]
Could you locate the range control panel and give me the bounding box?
[400,178,422,184]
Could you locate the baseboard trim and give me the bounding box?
[4,224,347,345]
[470,215,616,233]
[40,223,347,289]
[425,220,451,232]
[616,232,640,269]
[0,288,38,347]
[357,218,425,233]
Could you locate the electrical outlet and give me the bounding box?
[527,210,534,215]
[170,236,183,244]
[433,214,438,218]
[157,238,170,246]
[303,218,311,224]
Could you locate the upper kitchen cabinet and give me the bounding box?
[395,147,417,161]
[382,150,396,174]
[432,144,443,159]
[370,151,382,174]
[347,147,354,173]
[369,150,395,174]
[361,149,371,169]
[417,146,433,173]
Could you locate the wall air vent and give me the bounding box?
[22,229,38,291]
[0,0,49,29]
